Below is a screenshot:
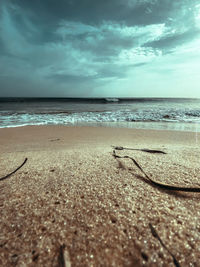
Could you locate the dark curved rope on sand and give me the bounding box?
[0,158,28,181]
[113,150,200,192]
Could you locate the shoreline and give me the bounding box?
[1,120,200,133]
[0,126,200,266]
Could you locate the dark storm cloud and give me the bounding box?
[143,28,200,51]
[0,0,200,97]
[64,30,137,60]
[1,0,198,50]
[3,0,153,27]
[6,0,197,27]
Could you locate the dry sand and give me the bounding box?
[0,126,200,266]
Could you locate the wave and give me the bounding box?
[105,98,119,102]
[1,107,200,128]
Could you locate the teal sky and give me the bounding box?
[0,0,200,98]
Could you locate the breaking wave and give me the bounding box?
[1,107,200,128]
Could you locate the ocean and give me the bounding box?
[1,97,200,132]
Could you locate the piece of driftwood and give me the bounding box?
[112,146,167,154]
[113,150,200,192]
[0,158,28,181]
[149,223,180,267]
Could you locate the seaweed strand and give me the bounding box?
[149,223,180,267]
[113,150,200,192]
[0,158,28,181]
[112,146,167,154]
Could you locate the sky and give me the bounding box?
[0,0,200,98]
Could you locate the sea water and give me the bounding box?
[0,97,200,132]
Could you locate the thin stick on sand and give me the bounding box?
[58,244,71,267]
[0,158,28,181]
[113,150,200,192]
[149,223,180,267]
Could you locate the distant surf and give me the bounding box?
[105,98,119,102]
[0,97,200,131]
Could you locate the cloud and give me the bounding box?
[7,0,195,27]
[143,28,200,53]
[8,0,199,29]
[0,0,200,97]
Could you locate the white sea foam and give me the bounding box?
[1,98,200,131]
[1,108,200,127]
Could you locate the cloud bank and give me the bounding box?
[0,0,200,97]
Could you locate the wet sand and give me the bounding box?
[0,126,200,266]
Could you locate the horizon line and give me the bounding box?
[0,96,199,99]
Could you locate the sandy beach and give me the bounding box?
[0,126,200,266]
